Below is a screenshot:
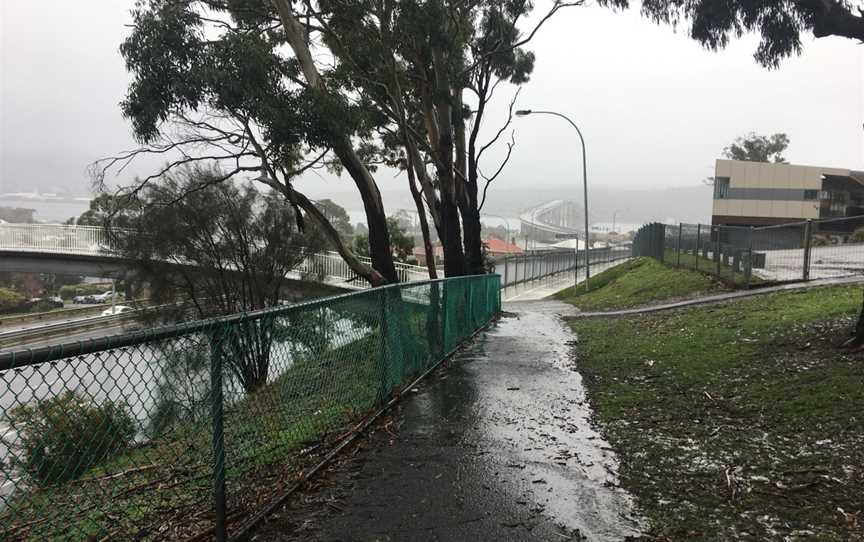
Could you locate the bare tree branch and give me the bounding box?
[479,131,515,211]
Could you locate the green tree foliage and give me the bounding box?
[296,1,571,277]
[71,193,142,228]
[110,165,326,391]
[8,392,136,485]
[387,217,415,263]
[0,287,25,313]
[723,133,789,163]
[612,0,864,67]
[100,0,396,285]
[354,219,415,263]
[353,232,370,258]
[315,199,354,245]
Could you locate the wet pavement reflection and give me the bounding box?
[286,301,643,541]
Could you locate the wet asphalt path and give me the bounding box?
[267,301,642,541]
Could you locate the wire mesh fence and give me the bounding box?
[0,275,500,541]
[493,244,631,288]
[633,215,864,287]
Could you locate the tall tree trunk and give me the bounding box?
[454,90,485,275]
[431,45,467,277]
[405,156,437,279]
[271,0,398,284]
[292,190,385,286]
[386,72,442,242]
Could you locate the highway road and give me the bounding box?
[1,320,135,351]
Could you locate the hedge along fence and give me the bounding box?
[0,274,501,541]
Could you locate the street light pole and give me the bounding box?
[612,209,625,234]
[515,109,591,291]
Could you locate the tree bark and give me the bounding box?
[454,89,485,275]
[405,156,438,279]
[430,44,467,277]
[808,0,864,41]
[291,190,386,286]
[271,0,398,284]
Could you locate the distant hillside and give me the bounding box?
[301,183,713,226]
[479,184,713,225]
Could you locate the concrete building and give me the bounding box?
[711,159,864,227]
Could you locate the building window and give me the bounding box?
[714,177,730,199]
[804,189,819,201]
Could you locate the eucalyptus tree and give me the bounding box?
[97,0,397,286]
[312,0,579,276]
[723,133,789,163]
[620,0,864,68]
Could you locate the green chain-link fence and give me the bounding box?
[0,274,500,541]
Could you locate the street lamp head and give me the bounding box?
[514,109,532,117]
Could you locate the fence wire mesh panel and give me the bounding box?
[749,221,808,282]
[806,215,864,280]
[0,275,500,541]
[633,217,864,287]
[494,245,630,288]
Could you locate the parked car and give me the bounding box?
[92,291,115,303]
[101,305,133,317]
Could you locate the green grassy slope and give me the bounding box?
[568,284,863,540]
[552,257,727,311]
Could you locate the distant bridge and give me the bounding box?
[519,200,582,244]
[0,223,430,289]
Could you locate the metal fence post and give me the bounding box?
[209,333,227,542]
[676,223,683,267]
[695,224,701,271]
[714,226,721,278]
[503,257,509,287]
[745,226,754,289]
[803,219,813,281]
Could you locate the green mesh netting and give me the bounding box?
[0,275,500,541]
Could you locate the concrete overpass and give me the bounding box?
[520,200,583,244]
[0,223,429,288]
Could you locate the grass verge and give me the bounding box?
[664,249,766,288]
[553,257,728,311]
[567,284,864,540]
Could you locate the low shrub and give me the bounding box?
[29,300,57,313]
[0,288,25,314]
[851,227,864,243]
[8,392,137,485]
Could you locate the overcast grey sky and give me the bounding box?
[1,1,862,206]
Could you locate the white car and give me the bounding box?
[93,291,115,303]
[101,305,133,317]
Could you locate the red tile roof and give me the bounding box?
[484,238,523,254]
